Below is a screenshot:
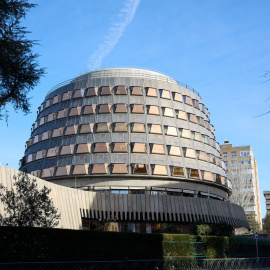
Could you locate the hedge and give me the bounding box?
[0,227,269,262]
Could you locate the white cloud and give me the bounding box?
[88,0,140,70]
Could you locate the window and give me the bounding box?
[112,164,128,174]
[112,142,128,153]
[172,92,182,102]
[83,105,96,115]
[231,152,237,158]
[202,171,213,181]
[41,167,55,178]
[80,123,92,134]
[150,144,165,154]
[41,131,52,141]
[115,85,127,95]
[162,107,174,117]
[182,95,193,105]
[223,153,227,158]
[146,87,157,97]
[62,91,72,101]
[192,99,200,109]
[131,123,145,133]
[198,151,208,161]
[73,89,85,99]
[171,166,185,176]
[69,107,81,117]
[245,178,253,183]
[147,105,159,115]
[152,165,167,175]
[35,150,46,160]
[187,168,200,179]
[132,143,146,153]
[187,113,197,123]
[114,104,127,113]
[92,164,109,174]
[241,160,252,165]
[55,166,71,176]
[179,128,191,139]
[159,89,170,99]
[52,127,64,138]
[96,123,111,133]
[73,164,88,175]
[47,147,59,157]
[131,104,144,114]
[241,168,253,174]
[98,104,112,113]
[100,86,112,95]
[60,145,74,155]
[45,99,52,108]
[27,153,36,163]
[86,87,98,97]
[53,95,61,104]
[130,86,142,95]
[191,132,201,141]
[231,161,237,167]
[240,151,251,156]
[94,143,109,153]
[182,148,196,158]
[65,125,78,136]
[175,110,187,120]
[39,117,46,126]
[57,109,68,119]
[164,126,177,136]
[148,124,162,134]
[76,143,91,154]
[113,123,128,132]
[167,146,181,156]
[47,112,57,122]
[132,164,148,174]
[33,135,39,144]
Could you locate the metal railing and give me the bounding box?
[0,258,270,270]
[45,67,201,100]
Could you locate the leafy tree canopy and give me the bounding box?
[0,172,60,227]
[264,214,270,233]
[0,0,45,120]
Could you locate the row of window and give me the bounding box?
[39,86,209,117]
[29,163,225,184]
[27,123,219,150]
[33,104,214,133]
[24,142,223,167]
[222,151,251,159]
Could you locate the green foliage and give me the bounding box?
[200,236,229,258]
[190,221,234,237]
[0,0,45,120]
[197,224,212,236]
[0,172,60,227]
[264,214,270,233]
[162,234,195,259]
[211,222,234,236]
[248,213,260,233]
[1,227,270,261]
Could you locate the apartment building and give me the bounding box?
[263,191,270,215]
[220,142,262,229]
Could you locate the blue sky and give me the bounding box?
[1,0,270,217]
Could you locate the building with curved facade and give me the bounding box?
[18,68,249,232]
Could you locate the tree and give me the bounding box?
[264,214,270,233]
[0,0,45,120]
[0,172,60,227]
[248,212,260,234]
[197,224,212,236]
[228,162,253,212]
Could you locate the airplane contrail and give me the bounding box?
[88,0,140,70]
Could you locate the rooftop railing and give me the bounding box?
[45,67,201,99]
